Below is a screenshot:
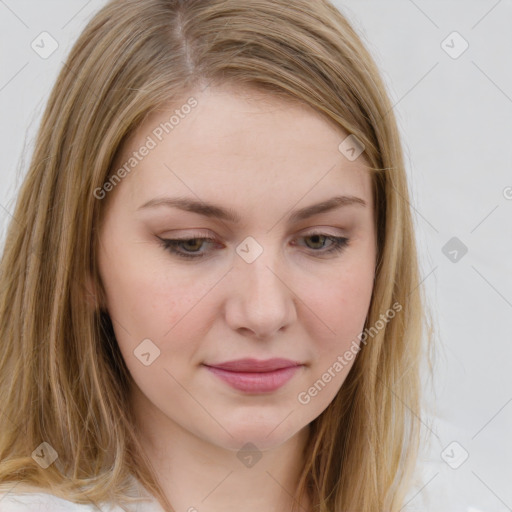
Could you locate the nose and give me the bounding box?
[224,244,297,340]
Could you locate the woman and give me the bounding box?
[0,0,433,510]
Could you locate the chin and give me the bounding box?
[206,417,308,453]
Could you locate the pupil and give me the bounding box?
[309,234,325,248]
[185,239,201,250]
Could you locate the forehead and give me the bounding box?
[113,84,374,218]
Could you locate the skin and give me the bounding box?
[94,84,377,512]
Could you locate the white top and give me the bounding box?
[0,479,165,512]
[0,492,165,512]
[0,476,473,512]
[0,483,494,512]
[0,493,167,512]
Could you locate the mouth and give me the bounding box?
[202,358,304,393]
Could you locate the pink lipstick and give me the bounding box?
[203,358,303,393]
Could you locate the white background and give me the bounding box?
[0,1,511,511]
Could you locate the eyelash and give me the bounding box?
[157,233,350,260]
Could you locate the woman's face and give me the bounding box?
[96,84,376,452]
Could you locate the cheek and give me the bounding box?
[99,249,222,384]
[99,232,195,331]
[293,266,373,415]
[105,271,206,341]
[298,258,374,362]
[326,272,372,333]
[294,230,375,337]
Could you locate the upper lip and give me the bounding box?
[204,358,303,372]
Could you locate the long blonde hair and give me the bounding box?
[0,0,433,510]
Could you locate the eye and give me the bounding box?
[157,232,350,260]
[296,233,349,255]
[158,236,217,260]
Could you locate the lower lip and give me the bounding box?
[204,365,302,393]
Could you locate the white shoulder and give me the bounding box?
[0,491,107,511]
[0,489,164,512]
[0,476,165,512]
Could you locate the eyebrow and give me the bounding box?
[137,194,367,223]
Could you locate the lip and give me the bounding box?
[203,358,303,393]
